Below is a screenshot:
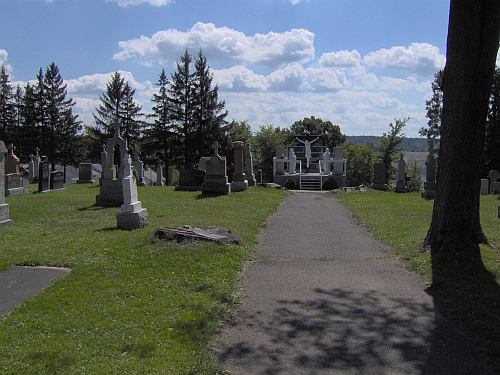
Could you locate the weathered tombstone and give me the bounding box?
[132,149,145,186]
[38,156,50,193]
[77,163,94,184]
[202,141,230,195]
[489,170,500,194]
[481,178,489,195]
[175,169,205,191]
[231,141,248,192]
[156,159,164,186]
[393,154,408,193]
[258,169,263,184]
[421,147,437,199]
[28,154,35,182]
[245,143,256,187]
[0,141,13,227]
[371,162,388,191]
[275,146,285,175]
[50,170,65,191]
[96,123,128,206]
[116,154,148,230]
[32,148,40,182]
[5,144,23,196]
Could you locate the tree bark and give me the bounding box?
[427,0,500,286]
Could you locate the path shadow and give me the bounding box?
[219,288,494,374]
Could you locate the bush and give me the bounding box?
[284,178,296,189]
[322,178,338,190]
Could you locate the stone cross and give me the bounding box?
[113,122,121,137]
[212,141,221,156]
[35,147,39,156]
[7,143,14,155]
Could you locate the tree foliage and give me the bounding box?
[253,124,288,182]
[343,141,374,186]
[289,116,346,148]
[376,118,408,183]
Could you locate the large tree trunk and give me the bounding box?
[427,0,500,287]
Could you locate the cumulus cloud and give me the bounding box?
[213,66,268,92]
[318,50,361,68]
[363,43,445,76]
[0,49,13,75]
[106,0,173,7]
[113,22,315,68]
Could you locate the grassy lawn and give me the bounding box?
[0,183,287,375]
[337,189,500,371]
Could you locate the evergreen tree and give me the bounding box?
[90,71,143,150]
[13,85,24,159]
[419,71,443,148]
[43,62,81,168]
[0,65,15,144]
[144,68,181,177]
[35,67,49,153]
[192,50,228,162]
[22,82,39,159]
[484,68,500,176]
[168,49,196,168]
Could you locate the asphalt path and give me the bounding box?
[217,192,494,375]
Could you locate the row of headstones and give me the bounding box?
[371,151,500,198]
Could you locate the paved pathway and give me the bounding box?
[217,192,494,374]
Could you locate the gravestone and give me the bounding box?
[77,163,94,184]
[198,157,211,172]
[489,170,500,194]
[50,170,65,191]
[231,141,248,192]
[481,179,489,195]
[33,148,40,182]
[116,154,148,230]
[156,159,164,186]
[132,150,145,186]
[371,162,388,191]
[202,141,230,195]
[28,154,35,182]
[38,156,50,193]
[175,169,205,191]
[5,144,23,196]
[96,123,128,206]
[245,143,256,187]
[275,146,285,175]
[393,154,408,193]
[421,148,437,199]
[0,141,13,227]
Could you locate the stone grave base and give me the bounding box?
[6,187,30,196]
[202,183,231,195]
[230,180,248,192]
[0,204,12,227]
[116,208,148,230]
[421,189,436,200]
[393,185,408,193]
[96,179,124,207]
[370,183,388,191]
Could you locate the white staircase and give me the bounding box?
[300,175,322,190]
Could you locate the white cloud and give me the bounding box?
[318,50,361,68]
[213,66,268,92]
[0,49,13,74]
[363,43,445,77]
[106,0,173,7]
[113,22,315,68]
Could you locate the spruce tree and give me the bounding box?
[168,50,196,168]
[13,85,24,159]
[192,50,228,161]
[22,82,39,159]
[0,65,15,144]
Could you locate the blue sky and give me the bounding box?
[1,0,451,136]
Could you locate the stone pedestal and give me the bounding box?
[202,141,230,195]
[156,159,164,186]
[116,154,148,230]
[96,123,128,206]
[231,141,248,192]
[245,144,256,187]
[371,162,388,191]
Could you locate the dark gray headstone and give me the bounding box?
[38,157,50,193]
[50,170,64,191]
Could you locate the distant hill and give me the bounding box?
[345,136,431,152]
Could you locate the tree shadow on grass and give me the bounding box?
[218,288,495,374]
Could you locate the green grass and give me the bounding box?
[337,189,500,371]
[0,184,287,375]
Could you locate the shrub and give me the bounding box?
[322,178,338,190]
[284,178,296,189]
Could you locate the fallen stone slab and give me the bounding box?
[154,226,241,246]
